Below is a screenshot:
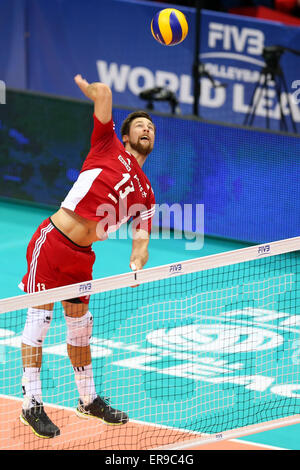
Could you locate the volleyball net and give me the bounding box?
[0,237,299,450]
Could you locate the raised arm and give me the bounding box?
[130,229,150,272]
[74,74,112,124]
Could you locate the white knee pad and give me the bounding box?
[64,311,93,347]
[22,307,53,347]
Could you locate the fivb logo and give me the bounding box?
[79,282,92,293]
[208,22,264,56]
[169,263,183,274]
[292,80,300,105]
[0,80,5,104]
[257,244,270,256]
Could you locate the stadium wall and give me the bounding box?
[0,89,299,244]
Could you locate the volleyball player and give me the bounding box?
[19,74,156,438]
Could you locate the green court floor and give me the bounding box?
[0,199,251,299]
[0,200,299,450]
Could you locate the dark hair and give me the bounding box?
[120,110,155,138]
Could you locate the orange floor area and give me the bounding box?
[1,397,276,451]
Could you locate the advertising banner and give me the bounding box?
[199,10,300,130]
[1,0,300,130]
[0,0,26,89]
[25,1,300,130]
[0,90,299,244]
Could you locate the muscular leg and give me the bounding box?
[22,300,92,368]
[20,302,60,437]
[21,303,54,408]
[62,300,97,406]
[22,344,42,368]
[21,303,54,368]
[62,301,91,367]
[63,300,128,424]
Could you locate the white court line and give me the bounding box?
[0,394,296,450]
[0,394,201,436]
[154,415,300,450]
[229,438,287,450]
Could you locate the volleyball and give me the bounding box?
[151,8,188,46]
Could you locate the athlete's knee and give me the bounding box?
[64,310,93,347]
[22,307,53,347]
[62,298,89,318]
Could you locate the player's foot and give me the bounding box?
[20,403,60,439]
[76,395,129,425]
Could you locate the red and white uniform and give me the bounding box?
[20,116,155,302]
[62,116,155,237]
[19,218,96,302]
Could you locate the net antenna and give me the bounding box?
[244,45,300,133]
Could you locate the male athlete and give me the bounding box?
[19,74,156,438]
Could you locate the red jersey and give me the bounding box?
[61,115,155,238]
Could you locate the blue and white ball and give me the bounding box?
[151,8,188,46]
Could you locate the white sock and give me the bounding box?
[73,363,97,406]
[22,367,42,409]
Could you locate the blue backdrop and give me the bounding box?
[0,90,299,244]
[1,0,300,130]
[0,0,26,89]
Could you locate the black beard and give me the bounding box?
[130,139,153,156]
